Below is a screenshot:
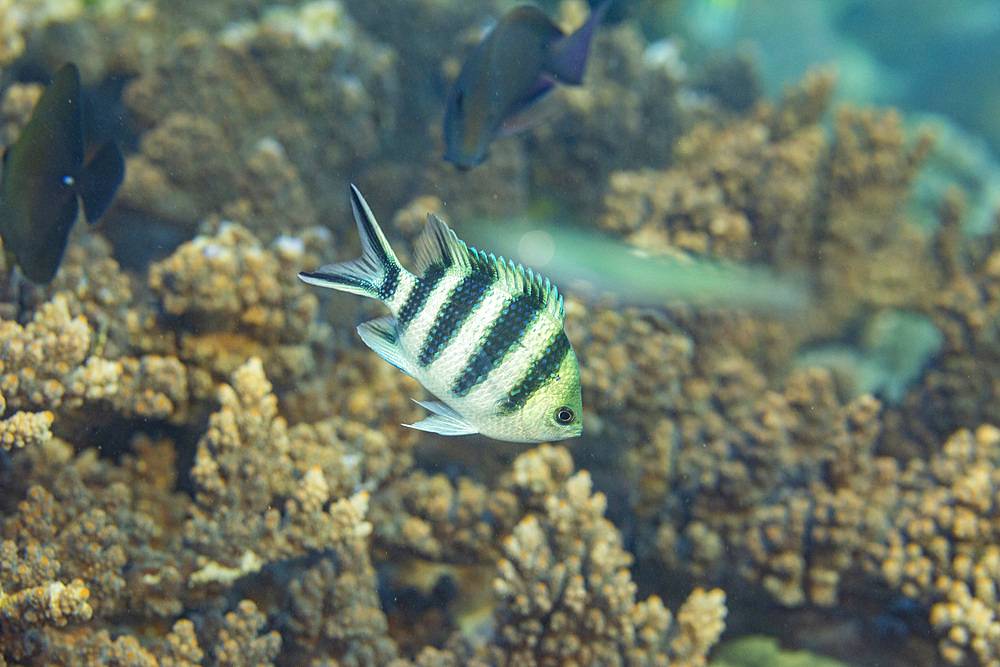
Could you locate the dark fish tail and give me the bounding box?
[298,184,402,300]
[545,0,613,84]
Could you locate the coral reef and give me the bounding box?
[119,0,397,229]
[4,0,1000,665]
[483,468,727,665]
[599,70,936,336]
[185,357,374,567]
[147,222,322,390]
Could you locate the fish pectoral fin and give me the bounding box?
[404,399,479,436]
[357,316,412,376]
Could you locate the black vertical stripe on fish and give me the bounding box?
[378,263,400,300]
[451,291,544,397]
[397,263,447,331]
[418,275,491,367]
[498,331,571,414]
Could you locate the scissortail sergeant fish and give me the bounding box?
[299,185,582,443]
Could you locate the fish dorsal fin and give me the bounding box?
[413,212,564,323]
[413,213,470,274]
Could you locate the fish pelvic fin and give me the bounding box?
[298,184,403,300]
[544,0,612,85]
[404,399,479,437]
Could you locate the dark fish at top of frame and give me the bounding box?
[442,0,612,169]
[0,63,125,284]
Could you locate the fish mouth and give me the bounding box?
[443,149,485,171]
[442,153,475,172]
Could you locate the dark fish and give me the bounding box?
[443,0,611,169]
[0,63,125,283]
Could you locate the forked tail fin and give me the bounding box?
[298,184,402,300]
[545,0,612,85]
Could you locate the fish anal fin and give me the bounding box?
[357,316,411,376]
[405,399,479,436]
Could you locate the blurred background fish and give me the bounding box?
[461,218,812,315]
[0,63,125,284]
[442,0,612,169]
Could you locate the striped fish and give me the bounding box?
[299,185,582,443]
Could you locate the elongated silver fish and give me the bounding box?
[299,186,582,443]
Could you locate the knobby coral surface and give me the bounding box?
[3,0,1000,665]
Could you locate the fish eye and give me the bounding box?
[554,406,575,425]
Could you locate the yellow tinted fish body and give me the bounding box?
[299,186,583,443]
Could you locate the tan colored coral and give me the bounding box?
[0,0,82,66]
[186,358,382,568]
[0,579,92,660]
[0,409,53,451]
[0,81,42,146]
[371,471,518,563]
[485,467,726,665]
[214,600,281,667]
[147,223,319,387]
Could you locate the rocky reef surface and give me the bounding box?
[1,0,999,665]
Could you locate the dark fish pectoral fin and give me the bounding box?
[78,140,125,224]
[544,0,612,85]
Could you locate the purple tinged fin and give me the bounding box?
[543,0,613,85]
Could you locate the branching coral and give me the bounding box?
[599,70,936,338]
[0,0,82,65]
[894,211,1000,448]
[0,290,190,428]
[213,599,281,667]
[481,464,726,666]
[0,407,53,451]
[868,426,1000,665]
[147,222,320,388]
[122,0,397,225]
[0,436,191,662]
[185,358,375,568]
[370,471,512,563]
[0,578,92,660]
